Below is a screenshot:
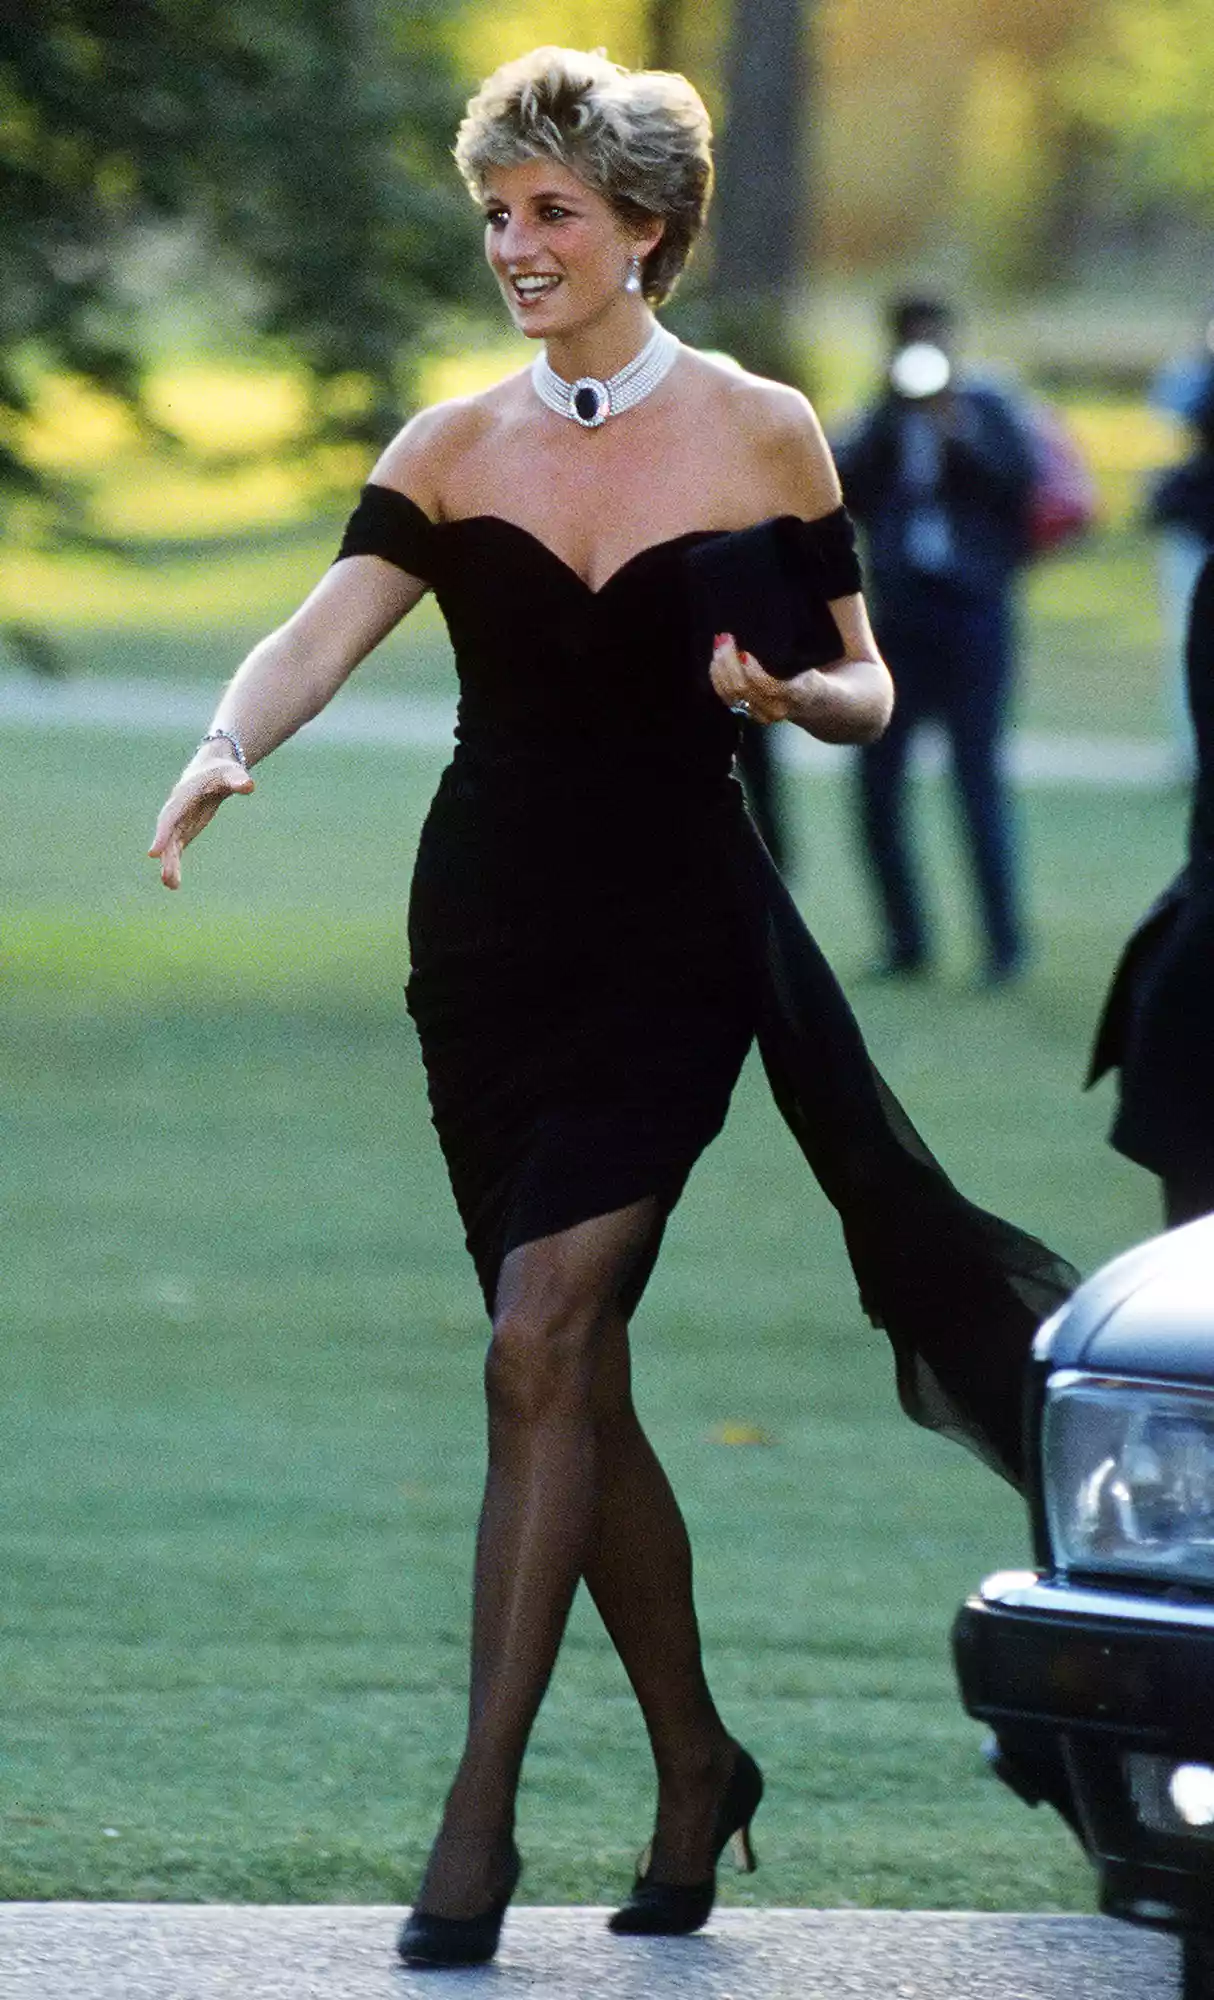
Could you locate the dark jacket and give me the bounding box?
[833,377,1036,601]
[1088,553,1214,1178]
[1145,364,1214,543]
[1146,455,1214,544]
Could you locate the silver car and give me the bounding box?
[954,1216,1214,2000]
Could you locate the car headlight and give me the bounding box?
[1042,1371,1214,1585]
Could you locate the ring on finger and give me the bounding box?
[730,698,752,718]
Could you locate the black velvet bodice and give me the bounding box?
[336,484,861,786]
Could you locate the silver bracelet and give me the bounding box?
[198,727,248,769]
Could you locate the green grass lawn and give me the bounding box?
[2,711,1178,1909]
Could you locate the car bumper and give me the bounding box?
[954,1571,1214,1933]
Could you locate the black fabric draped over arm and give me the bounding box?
[787,505,864,599]
[684,509,864,681]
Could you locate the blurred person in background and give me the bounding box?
[1146,316,1214,777]
[833,295,1037,987]
[1089,550,1214,1227]
[149,52,1075,1972]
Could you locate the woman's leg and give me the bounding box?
[854,700,929,972]
[417,1196,682,1915]
[945,598,1023,979]
[580,1322,736,1883]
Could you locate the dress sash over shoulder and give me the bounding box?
[683,511,863,681]
[783,506,864,600]
[336,483,436,582]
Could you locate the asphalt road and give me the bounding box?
[0,1904,1183,2000]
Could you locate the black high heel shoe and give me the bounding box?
[608,1744,764,1937]
[397,1845,521,1968]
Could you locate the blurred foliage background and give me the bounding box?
[6,0,1214,558]
[4,0,1212,698]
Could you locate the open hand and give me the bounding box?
[148,754,254,890]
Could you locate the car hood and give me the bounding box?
[1035,1214,1214,1383]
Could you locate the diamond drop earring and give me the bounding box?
[624,255,643,296]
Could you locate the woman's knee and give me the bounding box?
[485,1295,603,1421]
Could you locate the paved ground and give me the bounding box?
[0,670,1180,786]
[0,1904,1183,2000]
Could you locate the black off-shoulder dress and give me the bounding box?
[338,483,1077,1490]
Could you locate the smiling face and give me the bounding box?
[481,155,661,343]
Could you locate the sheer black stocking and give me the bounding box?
[415,1197,732,1917]
[580,1329,735,1882]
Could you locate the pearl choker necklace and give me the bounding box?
[532,323,680,429]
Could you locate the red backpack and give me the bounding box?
[1024,403,1099,557]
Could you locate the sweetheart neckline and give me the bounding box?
[363,486,815,598]
[430,512,729,597]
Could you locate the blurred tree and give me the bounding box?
[691,0,812,878]
[0,0,474,544]
[955,49,1054,290]
[1063,0,1214,210]
[709,0,812,387]
[456,1,644,79]
[816,0,1092,279]
[644,0,683,69]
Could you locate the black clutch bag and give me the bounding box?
[684,514,848,682]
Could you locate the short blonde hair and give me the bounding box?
[454,46,713,307]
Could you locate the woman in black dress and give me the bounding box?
[1089,550,1214,1225]
[151,47,1075,1969]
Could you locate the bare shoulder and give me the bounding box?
[369,371,532,519]
[680,348,841,517]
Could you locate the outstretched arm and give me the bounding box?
[149,552,426,889]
